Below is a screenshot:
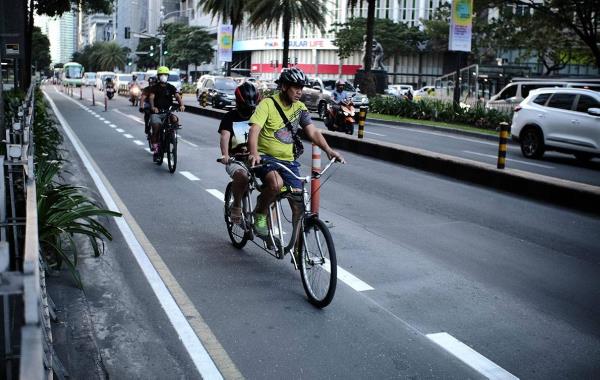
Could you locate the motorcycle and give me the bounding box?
[105,80,115,100]
[129,84,141,106]
[325,99,355,135]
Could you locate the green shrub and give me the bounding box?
[368,96,510,130]
[180,83,196,94]
[36,160,121,288]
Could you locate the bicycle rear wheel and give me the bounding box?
[224,182,249,248]
[167,130,177,173]
[299,218,337,308]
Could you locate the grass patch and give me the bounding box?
[367,112,499,136]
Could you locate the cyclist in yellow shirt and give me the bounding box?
[248,68,345,237]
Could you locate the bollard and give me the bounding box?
[201,92,208,107]
[104,94,108,112]
[79,85,82,100]
[310,144,321,215]
[358,106,367,139]
[91,86,95,106]
[497,122,510,169]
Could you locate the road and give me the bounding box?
[46,85,600,379]
[181,93,600,187]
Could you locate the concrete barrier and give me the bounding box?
[180,103,600,215]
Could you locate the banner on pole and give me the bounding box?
[218,24,233,62]
[448,0,473,52]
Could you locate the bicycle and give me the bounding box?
[152,106,179,173]
[220,156,339,308]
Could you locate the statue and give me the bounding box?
[361,35,385,70]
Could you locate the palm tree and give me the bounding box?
[197,0,246,75]
[247,0,328,68]
[93,42,127,71]
[347,0,377,96]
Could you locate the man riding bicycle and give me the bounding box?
[248,67,345,237]
[148,66,185,154]
[218,82,260,223]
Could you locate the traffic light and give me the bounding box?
[163,50,168,55]
[124,27,130,39]
[149,45,154,57]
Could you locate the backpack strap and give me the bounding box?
[269,96,295,135]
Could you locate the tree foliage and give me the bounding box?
[247,0,328,68]
[331,18,424,60]
[34,0,113,17]
[71,42,128,71]
[32,26,51,72]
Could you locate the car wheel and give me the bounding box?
[318,102,327,120]
[520,126,545,159]
[574,152,594,162]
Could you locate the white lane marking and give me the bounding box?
[462,151,554,169]
[427,333,519,380]
[98,117,106,121]
[144,148,152,153]
[133,140,144,146]
[94,114,101,118]
[180,171,201,181]
[116,128,125,133]
[103,120,111,124]
[180,138,199,147]
[114,109,145,124]
[123,134,134,139]
[206,189,225,202]
[324,259,374,292]
[109,124,117,128]
[44,90,223,379]
[365,131,386,137]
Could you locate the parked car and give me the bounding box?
[95,71,115,90]
[114,74,133,94]
[301,78,369,119]
[196,75,238,109]
[413,86,436,98]
[82,72,96,86]
[511,88,600,161]
[486,81,600,111]
[385,84,414,97]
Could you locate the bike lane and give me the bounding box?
[43,86,488,379]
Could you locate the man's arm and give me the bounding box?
[247,123,262,166]
[175,92,185,111]
[149,93,157,113]
[302,124,345,163]
[219,130,231,163]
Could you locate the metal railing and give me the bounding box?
[1,82,55,379]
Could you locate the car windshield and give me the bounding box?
[134,73,145,80]
[322,80,355,92]
[168,74,179,81]
[215,78,237,90]
[119,75,132,81]
[86,73,96,79]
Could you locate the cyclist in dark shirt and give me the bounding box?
[218,82,260,223]
[148,66,185,152]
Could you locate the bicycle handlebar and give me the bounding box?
[216,157,339,182]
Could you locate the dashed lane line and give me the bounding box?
[109,124,117,128]
[206,189,225,202]
[124,134,134,139]
[427,333,519,380]
[114,108,145,124]
[133,140,144,146]
[116,128,125,133]
[462,150,554,169]
[180,171,201,181]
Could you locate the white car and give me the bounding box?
[511,88,600,161]
[82,72,96,86]
[386,84,413,97]
[414,86,435,98]
[114,74,133,92]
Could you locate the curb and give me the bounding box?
[183,105,600,215]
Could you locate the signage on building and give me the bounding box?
[233,38,337,52]
[5,43,20,55]
[218,24,233,62]
[448,0,473,52]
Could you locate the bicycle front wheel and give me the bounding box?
[167,130,177,173]
[299,218,337,308]
[224,182,249,248]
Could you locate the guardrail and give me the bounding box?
[1,83,57,379]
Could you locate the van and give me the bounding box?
[82,72,96,86]
[486,81,600,112]
[95,71,116,90]
[147,70,181,93]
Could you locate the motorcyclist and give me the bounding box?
[128,74,140,105]
[330,79,351,128]
[139,76,157,135]
[104,76,115,98]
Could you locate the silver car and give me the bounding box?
[511,88,600,161]
[301,78,369,119]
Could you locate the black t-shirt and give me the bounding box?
[150,83,177,111]
[218,110,251,155]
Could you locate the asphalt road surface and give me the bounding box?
[46,85,600,379]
